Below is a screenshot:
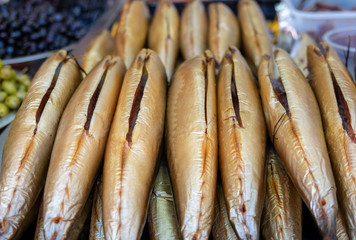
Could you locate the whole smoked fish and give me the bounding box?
[180,0,208,60]
[259,48,337,239]
[103,49,166,239]
[166,50,218,239]
[308,43,356,239]
[149,0,179,80]
[147,161,180,240]
[262,147,302,240]
[114,0,150,68]
[217,46,265,239]
[208,3,240,64]
[0,50,81,239]
[40,56,125,239]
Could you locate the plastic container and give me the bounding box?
[282,0,356,34]
[323,26,356,80]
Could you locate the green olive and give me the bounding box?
[21,78,31,87]
[0,68,14,80]
[18,84,28,92]
[5,95,21,109]
[0,91,8,102]
[0,59,2,69]
[10,78,17,84]
[2,81,17,94]
[0,103,9,117]
[16,74,30,84]
[15,91,26,101]
[10,70,16,80]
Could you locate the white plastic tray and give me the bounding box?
[282,0,356,33]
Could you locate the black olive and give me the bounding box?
[0,32,7,40]
[8,38,15,45]
[29,33,40,41]
[21,25,32,34]
[11,31,21,39]
[38,41,46,50]
[6,46,14,55]
[38,28,47,38]
[38,16,47,27]
[53,13,63,22]
[10,21,20,30]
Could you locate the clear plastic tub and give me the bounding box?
[323,26,356,80]
[282,0,356,34]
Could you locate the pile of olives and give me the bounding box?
[0,0,107,59]
[0,60,30,117]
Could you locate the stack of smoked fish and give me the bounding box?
[0,0,355,239]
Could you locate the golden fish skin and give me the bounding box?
[238,0,272,73]
[208,3,240,64]
[12,191,42,240]
[89,175,104,240]
[258,48,338,239]
[262,147,302,240]
[292,32,317,78]
[166,50,218,239]
[40,56,126,240]
[336,208,349,240]
[114,0,150,68]
[103,49,166,240]
[149,0,179,80]
[0,50,82,239]
[35,192,93,240]
[180,0,208,60]
[308,43,356,239]
[147,161,180,240]
[217,46,265,240]
[82,30,114,75]
[212,184,238,240]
